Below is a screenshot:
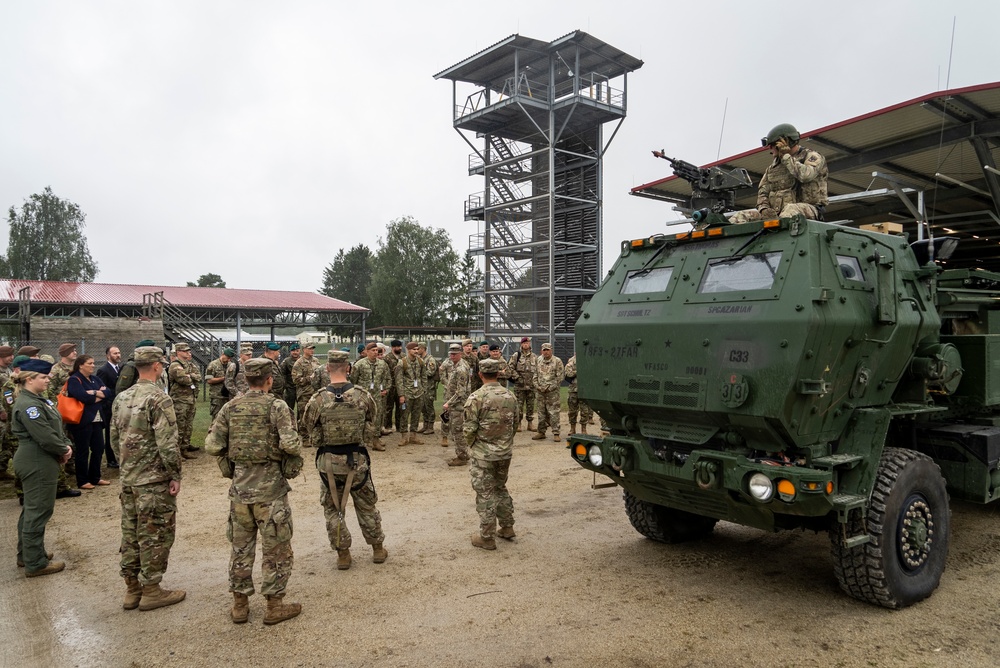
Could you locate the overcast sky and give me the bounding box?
[2,1,998,295]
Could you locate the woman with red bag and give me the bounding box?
[66,355,110,490]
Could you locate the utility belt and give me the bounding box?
[316,443,371,493]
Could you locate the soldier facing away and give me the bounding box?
[463,357,519,550]
[110,346,186,612]
[204,358,303,625]
[302,350,388,571]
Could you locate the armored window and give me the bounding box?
[836,255,865,282]
[698,252,782,293]
[620,267,673,294]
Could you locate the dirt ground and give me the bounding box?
[3,417,1000,668]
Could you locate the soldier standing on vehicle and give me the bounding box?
[463,357,519,550]
[204,358,303,626]
[532,343,564,442]
[302,350,387,571]
[564,355,594,435]
[110,346,186,612]
[168,343,202,460]
[731,123,828,224]
[442,344,471,466]
[508,337,536,432]
[206,348,234,419]
[349,343,391,451]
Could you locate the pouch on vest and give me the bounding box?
[319,385,365,446]
[228,396,279,463]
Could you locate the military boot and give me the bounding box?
[447,456,469,467]
[580,424,588,435]
[372,438,386,452]
[553,433,561,442]
[231,592,249,624]
[422,425,435,435]
[440,434,449,447]
[337,548,352,570]
[497,526,516,540]
[123,577,142,610]
[138,584,186,611]
[531,433,546,441]
[471,534,497,550]
[408,433,424,445]
[25,561,65,577]
[569,422,577,434]
[399,433,410,446]
[263,595,301,625]
[372,543,388,564]
[17,550,53,568]
[527,420,534,432]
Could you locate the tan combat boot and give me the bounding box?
[497,526,516,540]
[471,534,497,550]
[138,584,186,611]
[17,550,53,568]
[25,561,65,577]
[531,433,546,441]
[409,433,424,445]
[569,422,577,434]
[372,438,386,452]
[372,543,388,564]
[447,457,469,467]
[527,420,534,431]
[553,433,561,442]
[399,433,410,446]
[231,592,249,624]
[263,595,301,625]
[123,577,142,610]
[580,424,588,435]
[337,548,352,570]
[441,434,449,447]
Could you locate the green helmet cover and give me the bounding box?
[762,123,800,146]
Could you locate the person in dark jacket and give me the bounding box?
[95,346,121,468]
[13,358,72,576]
[66,354,110,489]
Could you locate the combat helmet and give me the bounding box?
[762,123,800,147]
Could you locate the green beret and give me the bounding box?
[244,358,273,378]
[265,342,281,351]
[12,355,31,369]
[136,339,155,348]
[479,358,501,374]
[357,344,366,353]
[289,343,301,350]
[479,340,489,347]
[223,347,236,357]
[134,346,166,364]
[328,350,349,363]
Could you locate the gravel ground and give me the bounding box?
[2,422,1000,668]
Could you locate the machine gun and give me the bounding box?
[651,150,753,215]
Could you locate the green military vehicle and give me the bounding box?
[569,198,1000,608]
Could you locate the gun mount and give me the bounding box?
[651,150,753,214]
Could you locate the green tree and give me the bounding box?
[368,216,459,326]
[447,253,483,328]
[1,186,98,281]
[186,273,226,287]
[320,244,373,307]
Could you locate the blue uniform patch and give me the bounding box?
[3,390,12,405]
[25,406,40,420]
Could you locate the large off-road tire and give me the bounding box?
[830,447,951,609]
[623,490,718,543]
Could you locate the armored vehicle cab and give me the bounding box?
[570,213,1000,608]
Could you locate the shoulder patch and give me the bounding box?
[45,399,55,407]
[25,406,40,419]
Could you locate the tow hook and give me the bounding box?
[695,460,720,490]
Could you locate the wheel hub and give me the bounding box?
[898,494,934,571]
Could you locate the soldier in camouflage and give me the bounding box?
[463,357,519,550]
[302,350,388,571]
[291,343,321,429]
[168,343,202,460]
[0,345,16,480]
[418,342,438,435]
[394,342,426,445]
[382,340,403,434]
[225,345,254,399]
[507,337,536,432]
[205,358,303,626]
[436,350,455,447]
[349,342,391,451]
[261,342,285,400]
[115,339,156,395]
[488,344,511,387]
[279,343,300,412]
[205,348,233,419]
[442,344,471,466]
[532,343,565,442]
[46,343,77,402]
[564,355,594,434]
[110,346,186,612]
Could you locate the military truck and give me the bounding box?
[568,205,1000,608]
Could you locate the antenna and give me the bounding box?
[716,97,728,162]
[928,16,958,262]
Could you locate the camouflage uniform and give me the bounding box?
[534,352,564,438]
[463,378,519,540]
[302,383,385,552]
[225,358,250,398]
[508,348,536,427]
[394,353,426,434]
[420,352,439,432]
[168,357,201,450]
[443,358,471,460]
[110,378,182,587]
[291,354,322,423]
[206,357,230,418]
[279,354,298,412]
[731,147,828,223]
[383,350,402,432]
[0,375,17,478]
[350,355,391,439]
[204,384,302,599]
[46,360,73,402]
[438,357,454,389]
[564,355,593,431]
[265,358,285,399]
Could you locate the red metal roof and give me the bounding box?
[0,279,368,312]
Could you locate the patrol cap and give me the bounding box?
[58,343,77,357]
[390,339,403,347]
[12,355,31,369]
[39,354,55,364]
[134,346,167,365]
[414,341,426,348]
[222,347,236,357]
[461,338,473,346]
[174,343,191,352]
[304,343,316,350]
[19,358,53,375]
[289,342,301,351]
[541,343,553,350]
[243,358,273,379]
[265,342,281,351]
[328,350,349,363]
[405,342,419,351]
[448,343,462,353]
[0,345,13,357]
[489,344,500,351]
[240,343,254,353]
[16,345,40,357]
[479,358,501,374]
[136,339,155,348]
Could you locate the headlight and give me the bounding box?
[748,473,774,502]
[587,445,603,467]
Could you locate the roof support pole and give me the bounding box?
[970,137,1000,220]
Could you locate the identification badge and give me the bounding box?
[370,382,374,389]
[413,379,418,387]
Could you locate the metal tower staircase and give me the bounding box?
[144,292,223,367]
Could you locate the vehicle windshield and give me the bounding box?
[698,252,782,293]
[620,266,673,294]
